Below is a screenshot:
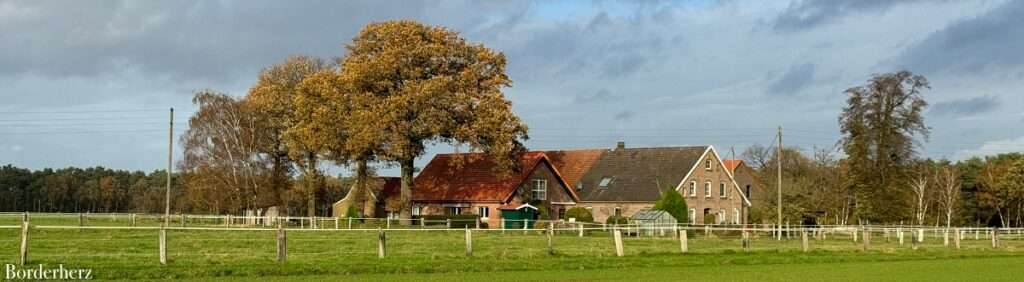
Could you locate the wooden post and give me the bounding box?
[159,226,167,265]
[578,223,584,237]
[78,213,84,229]
[742,230,750,252]
[180,214,185,228]
[522,219,528,235]
[446,218,452,229]
[465,228,473,257]
[348,217,353,229]
[954,228,961,250]
[276,223,286,263]
[421,218,426,228]
[679,227,688,253]
[975,228,979,240]
[853,227,858,242]
[918,229,924,243]
[802,230,809,252]
[613,228,624,257]
[862,228,869,251]
[944,229,949,247]
[992,228,999,248]
[547,223,554,255]
[378,228,387,258]
[885,228,890,243]
[898,229,904,246]
[911,230,918,250]
[475,217,481,230]
[19,217,29,266]
[335,218,339,230]
[704,225,710,238]
[386,218,391,230]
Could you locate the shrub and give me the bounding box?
[345,205,360,218]
[654,187,688,223]
[606,215,628,225]
[420,214,480,228]
[563,207,594,223]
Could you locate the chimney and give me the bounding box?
[616,141,625,150]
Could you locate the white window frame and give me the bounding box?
[450,207,462,215]
[478,206,489,218]
[719,209,726,224]
[734,208,740,224]
[705,159,712,170]
[689,181,696,197]
[719,183,727,198]
[704,182,712,198]
[688,208,696,224]
[532,179,548,200]
[411,205,421,216]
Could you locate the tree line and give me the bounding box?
[743,71,1024,227]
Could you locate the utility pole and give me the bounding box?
[165,108,173,226]
[777,126,783,241]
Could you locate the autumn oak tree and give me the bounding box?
[340,21,529,223]
[248,55,331,219]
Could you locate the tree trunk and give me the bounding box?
[355,158,370,217]
[399,158,414,225]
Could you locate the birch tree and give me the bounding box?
[935,163,961,229]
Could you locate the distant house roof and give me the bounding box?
[373,177,403,201]
[722,159,744,174]
[411,152,575,203]
[544,149,605,187]
[577,146,709,202]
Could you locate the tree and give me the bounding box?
[978,155,1022,227]
[839,70,930,222]
[340,21,529,224]
[248,55,332,218]
[289,68,384,217]
[909,160,934,226]
[935,162,961,229]
[654,187,688,223]
[180,91,267,213]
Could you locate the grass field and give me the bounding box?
[2,215,1023,281]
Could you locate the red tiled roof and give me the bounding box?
[544,149,605,187]
[375,177,402,201]
[723,159,743,173]
[412,152,550,202]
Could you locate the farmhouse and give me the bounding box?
[571,143,750,224]
[403,152,579,227]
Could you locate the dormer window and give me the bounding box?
[576,182,583,191]
[599,177,613,188]
[705,159,712,170]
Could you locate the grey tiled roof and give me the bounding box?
[577,146,708,202]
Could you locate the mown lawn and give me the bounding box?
[1,217,1022,281]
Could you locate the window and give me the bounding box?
[734,208,740,224]
[720,183,727,198]
[412,206,421,216]
[576,182,583,192]
[532,179,547,200]
[478,206,489,218]
[704,182,711,198]
[689,181,696,197]
[614,207,622,217]
[688,208,696,224]
[719,209,726,224]
[599,177,613,188]
[558,208,566,220]
[705,159,712,170]
[746,185,751,198]
[448,207,462,215]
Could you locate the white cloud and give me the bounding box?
[954,136,1024,160]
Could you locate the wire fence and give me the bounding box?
[2,212,1023,267]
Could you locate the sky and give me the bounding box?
[1,0,1023,176]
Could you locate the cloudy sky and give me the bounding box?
[1,0,1023,175]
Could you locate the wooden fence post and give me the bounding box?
[378,228,387,258]
[862,227,870,251]
[943,229,949,247]
[446,218,452,229]
[918,229,924,243]
[911,230,918,250]
[348,217,353,229]
[335,217,339,230]
[992,228,999,248]
[19,217,29,266]
[180,214,186,228]
[679,227,688,253]
[78,213,84,229]
[475,217,481,230]
[465,228,473,257]
[277,223,286,263]
[613,228,624,257]
[898,229,904,246]
[742,230,750,252]
[802,230,809,252]
[547,223,555,255]
[954,228,961,250]
[578,223,584,237]
[386,218,391,230]
[159,226,167,265]
[853,227,858,243]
